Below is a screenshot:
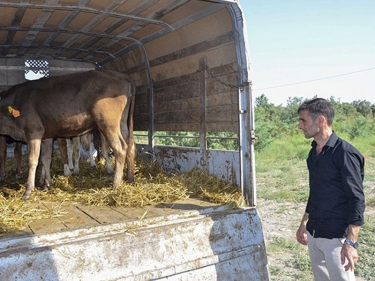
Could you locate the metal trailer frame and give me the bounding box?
[0,2,270,279]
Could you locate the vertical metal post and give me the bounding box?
[199,57,208,171]
[239,84,256,206]
[147,87,155,159]
[227,3,256,206]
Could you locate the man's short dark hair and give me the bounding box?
[297,98,335,126]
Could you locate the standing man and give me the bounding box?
[296,98,365,281]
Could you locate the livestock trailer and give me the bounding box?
[0,0,270,280]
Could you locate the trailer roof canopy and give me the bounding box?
[0,0,240,67]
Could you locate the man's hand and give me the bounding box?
[341,243,359,271]
[296,224,308,245]
[342,224,361,271]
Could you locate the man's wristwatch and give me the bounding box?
[344,239,359,249]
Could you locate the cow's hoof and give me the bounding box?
[63,166,72,177]
[22,193,31,200]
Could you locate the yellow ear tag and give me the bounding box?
[8,106,21,118]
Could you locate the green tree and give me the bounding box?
[352,100,373,117]
[254,95,375,150]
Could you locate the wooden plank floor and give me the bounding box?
[1,147,222,238]
[10,198,221,237]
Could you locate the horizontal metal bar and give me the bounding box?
[203,0,238,4]
[0,25,145,63]
[0,2,173,31]
[0,43,116,58]
[155,135,199,139]
[0,66,95,71]
[140,135,238,141]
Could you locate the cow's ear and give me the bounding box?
[0,105,20,118]
[7,106,21,117]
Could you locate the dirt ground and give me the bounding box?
[257,198,371,281]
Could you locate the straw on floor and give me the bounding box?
[0,151,244,236]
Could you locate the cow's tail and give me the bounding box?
[125,77,136,182]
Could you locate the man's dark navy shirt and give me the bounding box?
[305,132,365,239]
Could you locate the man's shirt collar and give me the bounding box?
[311,131,338,149]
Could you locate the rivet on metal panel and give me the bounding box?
[251,130,257,145]
[239,109,247,114]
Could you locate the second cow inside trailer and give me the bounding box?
[0,0,269,280]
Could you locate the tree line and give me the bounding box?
[254,94,375,151]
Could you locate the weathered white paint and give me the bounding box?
[0,206,269,281]
[138,144,240,186]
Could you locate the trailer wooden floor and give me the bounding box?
[6,198,221,238]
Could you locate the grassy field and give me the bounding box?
[255,138,375,281]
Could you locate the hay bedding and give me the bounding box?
[0,151,244,236]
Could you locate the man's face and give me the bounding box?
[298,110,319,139]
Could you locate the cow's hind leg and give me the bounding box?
[89,141,97,169]
[72,136,80,175]
[93,128,102,163]
[67,138,74,171]
[40,139,54,192]
[81,133,97,169]
[121,116,135,183]
[24,139,42,200]
[14,142,23,179]
[100,129,126,188]
[100,133,114,175]
[57,138,71,176]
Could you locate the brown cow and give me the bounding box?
[0,70,135,200]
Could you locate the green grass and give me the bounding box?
[266,236,312,281]
[349,135,375,158]
[256,155,309,203]
[256,136,375,281]
[356,222,375,280]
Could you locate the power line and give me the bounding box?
[253,67,375,91]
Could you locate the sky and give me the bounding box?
[239,0,375,105]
